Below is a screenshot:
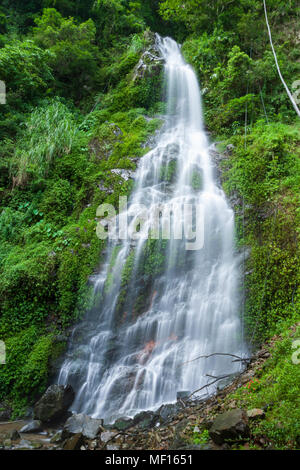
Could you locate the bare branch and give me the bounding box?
[181,352,252,366]
[188,372,243,399]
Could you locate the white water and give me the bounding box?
[58,37,246,421]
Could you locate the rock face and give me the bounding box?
[34,384,75,423]
[62,414,103,439]
[209,409,250,445]
[111,169,135,181]
[20,420,43,434]
[133,33,164,82]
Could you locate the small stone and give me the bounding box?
[107,444,119,450]
[18,439,32,449]
[100,431,117,443]
[247,409,265,420]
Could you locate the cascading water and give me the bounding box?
[58,36,247,421]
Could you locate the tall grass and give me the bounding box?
[13,100,78,186]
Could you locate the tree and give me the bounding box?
[33,8,99,100]
[0,39,53,108]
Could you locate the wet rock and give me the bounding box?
[113,417,134,431]
[100,431,118,443]
[158,403,180,423]
[209,409,250,445]
[17,439,32,449]
[34,384,75,423]
[247,409,265,420]
[20,420,43,434]
[63,433,84,451]
[133,411,157,430]
[133,36,164,82]
[63,414,103,439]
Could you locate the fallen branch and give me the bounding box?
[181,352,252,366]
[188,372,242,399]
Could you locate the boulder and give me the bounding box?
[133,411,157,430]
[34,384,75,423]
[63,433,84,451]
[62,414,103,440]
[20,420,42,434]
[157,403,180,423]
[113,417,134,431]
[247,409,265,420]
[209,409,250,445]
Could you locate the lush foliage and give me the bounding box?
[0,3,164,411]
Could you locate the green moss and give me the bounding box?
[160,159,177,183]
[221,122,300,344]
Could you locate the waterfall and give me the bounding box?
[58,36,246,422]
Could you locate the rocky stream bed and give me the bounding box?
[0,340,274,451]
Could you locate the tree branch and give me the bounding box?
[181,352,252,366]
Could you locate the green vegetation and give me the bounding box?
[228,322,300,449]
